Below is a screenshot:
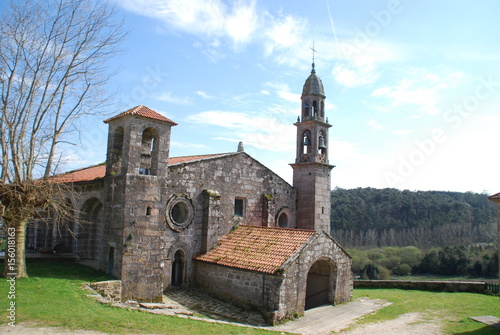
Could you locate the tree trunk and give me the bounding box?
[2,219,29,278]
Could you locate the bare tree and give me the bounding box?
[0,0,125,278]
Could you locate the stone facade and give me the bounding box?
[30,66,354,323]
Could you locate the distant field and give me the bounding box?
[0,261,498,334]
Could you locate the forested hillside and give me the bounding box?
[330,188,497,248]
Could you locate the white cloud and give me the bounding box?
[170,141,209,149]
[276,90,301,103]
[186,110,295,152]
[368,119,383,130]
[332,62,379,87]
[225,1,258,46]
[196,91,215,99]
[263,81,301,104]
[264,15,307,56]
[370,69,468,116]
[155,91,193,105]
[120,0,311,64]
[119,0,260,49]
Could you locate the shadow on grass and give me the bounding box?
[456,325,500,335]
[1,261,114,282]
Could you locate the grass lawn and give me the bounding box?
[353,288,500,334]
[0,261,498,334]
[0,261,276,334]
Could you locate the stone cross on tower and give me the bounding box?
[310,42,317,65]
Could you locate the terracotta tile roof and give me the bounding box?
[52,153,234,183]
[488,192,500,200]
[194,225,316,274]
[50,163,106,183]
[103,105,177,125]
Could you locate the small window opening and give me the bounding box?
[303,130,311,155]
[234,198,244,217]
[278,212,288,228]
[146,206,152,216]
[139,167,150,175]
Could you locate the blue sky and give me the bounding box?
[71,0,500,194]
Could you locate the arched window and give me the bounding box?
[312,100,318,118]
[171,250,185,287]
[318,131,327,155]
[303,101,310,121]
[302,130,312,155]
[139,127,159,175]
[278,212,289,228]
[113,127,124,151]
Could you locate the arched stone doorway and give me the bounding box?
[305,259,334,310]
[171,250,185,287]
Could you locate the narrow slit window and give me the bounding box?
[234,198,244,217]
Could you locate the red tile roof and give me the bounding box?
[104,105,177,125]
[488,192,500,200]
[194,225,316,274]
[52,153,234,183]
[50,163,106,183]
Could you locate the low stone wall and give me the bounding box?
[354,279,487,294]
[89,280,122,302]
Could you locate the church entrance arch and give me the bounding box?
[171,250,185,287]
[305,259,334,310]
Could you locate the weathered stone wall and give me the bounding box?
[194,261,283,321]
[164,152,296,290]
[277,232,352,321]
[291,163,333,233]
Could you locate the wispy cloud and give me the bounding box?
[196,91,216,99]
[371,69,467,116]
[154,91,193,105]
[170,141,209,149]
[333,62,380,87]
[368,119,384,130]
[186,110,295,152]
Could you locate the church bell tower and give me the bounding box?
[290,63,334,233]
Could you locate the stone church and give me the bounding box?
[31,64,353,323]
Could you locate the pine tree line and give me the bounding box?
[331,187,497,248]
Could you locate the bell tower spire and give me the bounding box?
[290,62,334,233]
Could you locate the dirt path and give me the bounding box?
[339,312,442,335]
[0,322,107,335]
[0,313,443,335]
